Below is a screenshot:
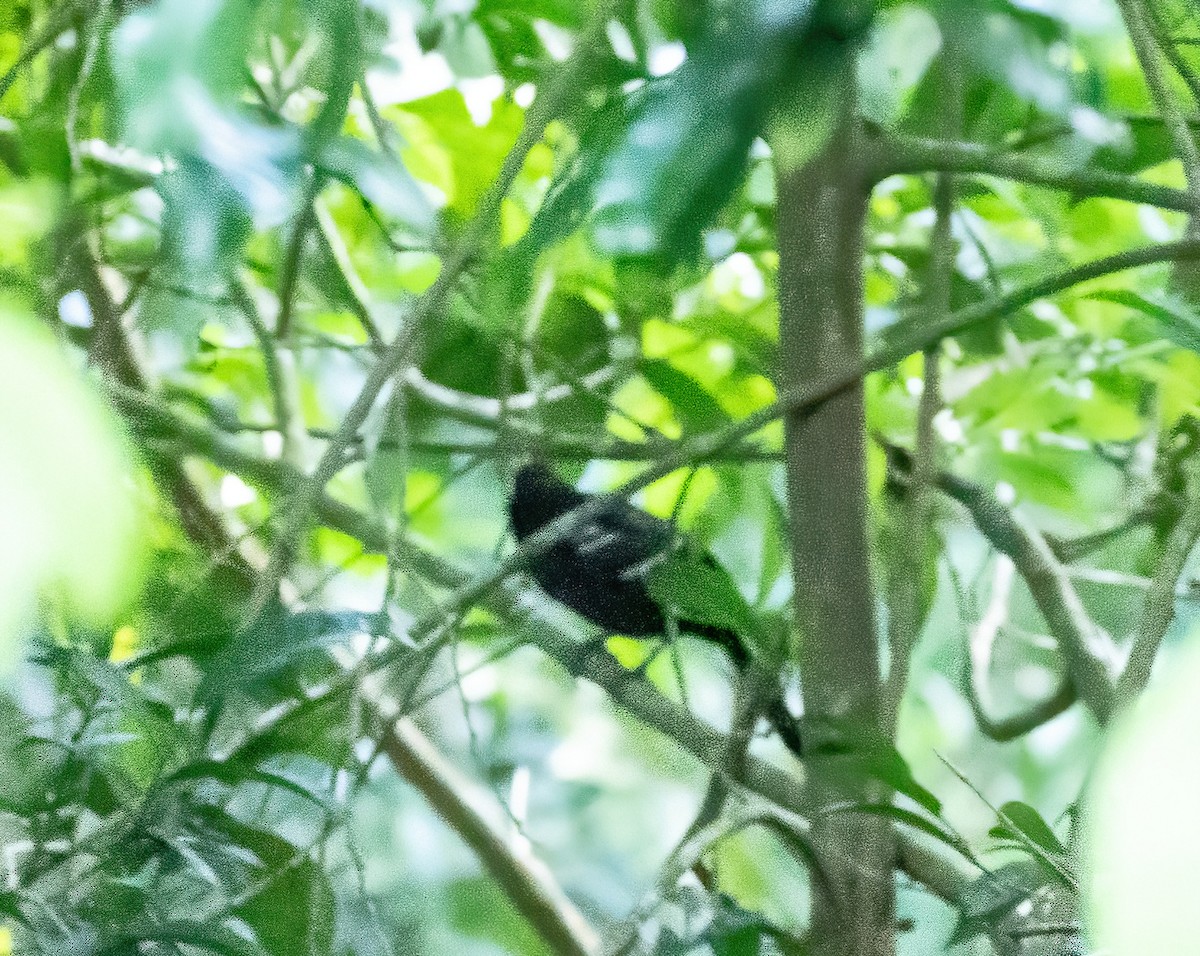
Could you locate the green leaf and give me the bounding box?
[589,0,825,263]
[641,359,731,431]
[196,608,372,699]
[198,808,335,955]
[393,89,524,218]
[817,724,942,815]
[646,553,756,639]
[989,801,1067,858]
[827,802,975,863]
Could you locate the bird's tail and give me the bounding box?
[682,621,803,757]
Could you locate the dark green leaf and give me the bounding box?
[989,801,1068,858]
[647,553,756,638]
[641,359,731,431]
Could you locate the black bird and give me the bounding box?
[509,462,802,756]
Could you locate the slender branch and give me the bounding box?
[932,467,1118,722]
[70,241,259,588]
[883,67,957,729]
[313,196,384,348]
[1118,0,1200,200]
[603,667,762,956]
[381,719,599,956]
[1046,506,1158,563]
[871,132,1199,213]
[1144,3,1200,106]
[228,277,293,455]
[1116,456,1200,704]
[963,558,1076,742]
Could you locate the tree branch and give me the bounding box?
[913,458,1118,722]
[381,719,599,956]
[1116,454,1200,704]
[871,132,1199,213]
[962,558,1077,742]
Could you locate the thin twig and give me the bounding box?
[962,558,1076,741]
[245,1,620,621]
[1116,456,1200,704]
[382,719,599,956]
[871,132,1199,214]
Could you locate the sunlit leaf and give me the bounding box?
[0,308,141,665]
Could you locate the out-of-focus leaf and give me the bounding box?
[1088,639,1200,955]
[195,608,371,699]
[590,0,831,263]
[111,0,303,286]
[858,5,942,126]
[932,0,1072,120]
[1089,288,1200,355]
[448,875,555,956]
[321,136,436,242]
[641,358,730,431]
[0,308,141,665]
[951,859,1045,945]
[1092,117,1178,176]
[392,89,524,218]
[198,807,335,955]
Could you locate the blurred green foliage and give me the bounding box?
[0,0,1199,952]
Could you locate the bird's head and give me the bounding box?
[510,462,584,537]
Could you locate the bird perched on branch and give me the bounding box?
[508,462,802,756]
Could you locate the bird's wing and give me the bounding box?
[572,500,675,578]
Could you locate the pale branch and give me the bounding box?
[963,557,1077,742]
[381,719,600,956]
[159,377,779,463]
[1116,458,1200,704]
[871,132,1199,213]
[928,463,1118,723]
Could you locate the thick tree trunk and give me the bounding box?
[774,101,895,954]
